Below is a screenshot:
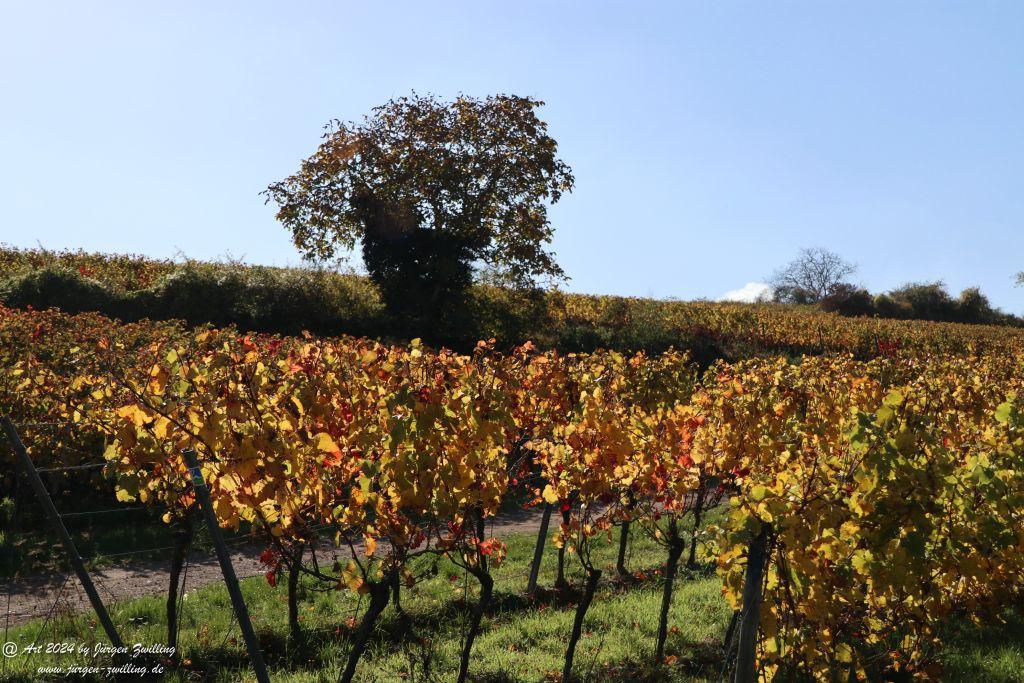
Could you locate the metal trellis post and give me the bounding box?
[181,448,270,683]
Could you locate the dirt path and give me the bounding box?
[2,507,547,628]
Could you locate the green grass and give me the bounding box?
[1,525,1022,682]
[0,524,726,683]
[940,608,1024,683]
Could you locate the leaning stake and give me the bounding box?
[182,448,271,683]
[734,522,771,683]
[1,416,124,650]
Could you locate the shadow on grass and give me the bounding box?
[939,608,1024,683]
[0,674,43,683]
[167,625,347,681]
[589,642,725,679]
[607,560,717,590]
[369,563,720,653]
[397,571,668,639]
[466,643,726,683]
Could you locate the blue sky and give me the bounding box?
[2,2,1022,312]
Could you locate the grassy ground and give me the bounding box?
[1,524,1022,682]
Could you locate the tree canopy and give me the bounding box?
[264,93,574,310]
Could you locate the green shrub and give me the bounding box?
[135,262,384,336]
[0,267,118,315]
[870,281,1019,326]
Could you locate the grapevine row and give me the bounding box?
[3,304,1024,680]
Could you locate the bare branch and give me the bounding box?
[769,248,857,303]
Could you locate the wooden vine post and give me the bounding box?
[182,448,271,683]
[734,522,771,683]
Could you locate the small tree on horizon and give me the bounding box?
[264,93,574,337]
[770,247,857,304]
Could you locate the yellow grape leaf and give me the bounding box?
[852,549,873,573]
[117,404,148,427]
[542,484,559,504]
[315,432,339,453]
[153,417,171,440]
[342,559,365,593]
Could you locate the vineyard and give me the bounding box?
[2,298,1024,682]
[4,245,1023,360]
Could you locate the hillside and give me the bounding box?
[2,246,1022,363]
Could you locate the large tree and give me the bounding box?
[770,247,857,304]
[264,93,573,333]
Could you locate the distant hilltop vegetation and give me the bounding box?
[1,245,1021,362]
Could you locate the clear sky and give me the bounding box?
[2,2,1022,312]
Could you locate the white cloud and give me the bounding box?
[720,282,772,303]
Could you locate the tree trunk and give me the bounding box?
[616,519,631,577]
[617,493,635,577]
[561,567,601,683]
[166,517,193,654]
[688,486,707,568]
[339,577,391,683]
[288,546,303,641]
[456,507,492,683]
[526,503,553,596]
[555,506,570,590]
[390,564,404,616]
[457,570,493,683]
[655,520,684,664]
